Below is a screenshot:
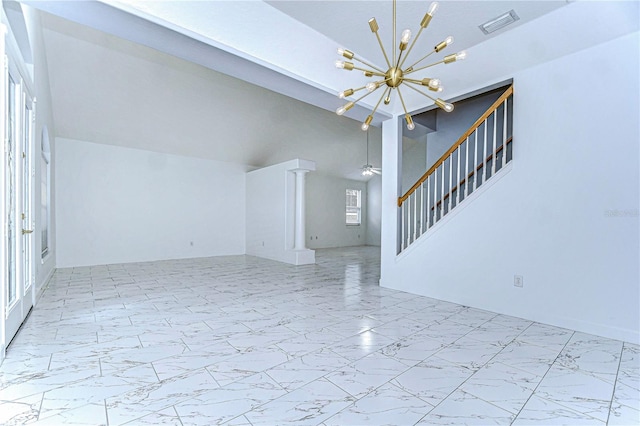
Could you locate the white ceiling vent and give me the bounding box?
[479,10,520,35]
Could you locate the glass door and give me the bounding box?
[4,69,21,343]
[21,93,34,312]
[4,60,34,346]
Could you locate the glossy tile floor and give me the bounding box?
[0,246,638,425]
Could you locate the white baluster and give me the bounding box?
[502,98,508,168]
[448,154,453,213]
[419,182,424,236]
[401,202,406,250]
[413,190,417,242]
[474,130,479,191]
[440,163,445,219]
[425,175,430,230]
[492,110,497,175]
[482,120,488,185]
[456,146,461,205]
[433,169,437,224]
[465,137,470,197]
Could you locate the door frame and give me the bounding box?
[1,21,36,361]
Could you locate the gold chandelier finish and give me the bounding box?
[335,0,467,131]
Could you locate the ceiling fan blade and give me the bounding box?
[372,169,382,175]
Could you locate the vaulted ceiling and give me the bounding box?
[31,0,639,180]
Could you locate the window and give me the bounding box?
[346,189,361,225]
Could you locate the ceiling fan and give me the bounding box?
[362,131,381,176]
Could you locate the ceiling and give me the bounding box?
[30,0,639,181]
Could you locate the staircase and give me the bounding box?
[398,85,513,252]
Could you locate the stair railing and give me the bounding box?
[398,85,513,252]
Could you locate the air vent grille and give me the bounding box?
[479,10,520,35]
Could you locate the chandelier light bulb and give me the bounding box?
[401,29,412,44]
[337,47,354,59]
[338,88,354,99]
[366,82,378,92]
[336,101,354,116]
[428,78,441,89]
[435,35,454,52]
[456,50,467,61]
[428,2,439,16]
[435,98,454,112]
[361,115,373,131]
[335,60,346,69]
[407,122,416,130]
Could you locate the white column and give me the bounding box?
[380,117,402,287]
[294,169,308,250]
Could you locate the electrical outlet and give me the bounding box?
[514,275,523,288]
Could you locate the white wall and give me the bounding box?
[246,159,315,264]
[381,32,640,343]
[366,174,382,246]
[402,139,427,194]
[55,138,246,267]
[306,173,367,249]
[26,7,57,294]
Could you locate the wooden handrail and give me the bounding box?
[398,84,513,207]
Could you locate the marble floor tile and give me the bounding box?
[323,382,433,426]
[174,372,286,425]
[0,247,636,425]
[416,389,515,425]
[105,368,219,425]
[492,340,561,377]
[391,356,475,406]
[120,406,182,425]
[265,348,350,391]
[432,335,504,371]
[31,402,108,426]
[513,394,605,425]
[0,393,42,425]
[459,361,541,414]
[243,379,355,425]
[325,352,409,399]
[533,365,615,422]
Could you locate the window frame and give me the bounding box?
[345,188,361,226]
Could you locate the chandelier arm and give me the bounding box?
[370,87,390,117]
[404,81,438,102]
[352,56,386,74]
[404,50,436,72]
[373,31,392,69]
[392,0,397,65]
[404,59,445,75]
[350,86,380,106]
[395,49,405,71]
[399,26,425,69]
[351,65,386,77]
[396,86,411,117]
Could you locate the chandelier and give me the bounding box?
[335,0,467,131]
